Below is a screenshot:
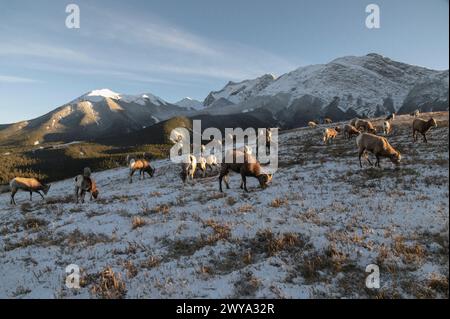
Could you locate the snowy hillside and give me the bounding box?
[0,112,448,299]
[203,74,276,107]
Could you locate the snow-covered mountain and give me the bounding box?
[203,74,276,108]
[0,89,191,146]
[203,54,448,126]
[174,97,204,110]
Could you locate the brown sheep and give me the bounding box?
[334,126,342,133]
[324,118,333,124]
[129,159,155,183]
[412,118,437,143]
[9,177,51,205]
[350,118,359,127]
[356,133,401,168]
[308,121,317,128]
[355,119,377,134]
[343,124,360,139]
[219,150,272,192]
[323,128,338,144]
[74,175,99,203]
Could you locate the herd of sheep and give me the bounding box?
[5,110,438,205]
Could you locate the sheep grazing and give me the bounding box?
[410,110,420,117]
[323,128,338,144]
[219,150,272,192]
[385,113,395,121]
[383,121,392,136]
[355,119,377,134]
[412,117,437,143]
[9,177,51,205]
[356,133,401,168]
[324,118,333,124]
[74,174,99,203]
[308,121,317,128]
[181,154,197,183]
[343,124,360,139]
[128,158,155,183]
[334,126,342,133]
[197,155,207,178]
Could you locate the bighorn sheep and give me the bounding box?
[219,150,272,192]
[334,126,342,133]
[181,154,197,183]
[350,118,359,127]
[324,118,333,124]
[410,110,420,117]
[343,124,360,139]
[197,155,207,177]
[9,177,51,205]
[383,121,391,136]
[206,154,218,172]
[323,128,338,144]
[74,174,99,203]
[128,158,155,183]
[412,118,437,143]
[385,113,395,121]
[308,121,317,128]
[356,133,401,168]
[355,119,377,134]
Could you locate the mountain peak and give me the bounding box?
[86,89,121,99]
[175,97,204,110]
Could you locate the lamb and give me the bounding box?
[355,119,377,134]
[219,150,272,192]
[410,110,420,117]
[343,124,360,139]
[74,174,99,203]
[412,117,437,143]
[356,133,401,168]
[323,128,338,144]
[308,121,317,128]
[181,154,197,183]
[9,177,51,205]
[128,158,155,183]
[383,120,391,136]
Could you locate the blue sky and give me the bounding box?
[0,0,448,123]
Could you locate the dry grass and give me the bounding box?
[90,266,127,299]
[140,256,162,269]
[131,216,146,230]
[203,219,232,244]
[269,198,288,208]
[123,261,138,278]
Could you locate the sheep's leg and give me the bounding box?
[81,190,86,203]
[241,175,249,192]
[358,149,365,168]
[375,155,380,168]
[37,191,45,200]
[219,175,224,192]
[10,189,17,205]
[30,191,33,201]
[129,169,135,183]
[422,133,427,143]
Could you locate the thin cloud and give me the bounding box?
[0,75,40,83]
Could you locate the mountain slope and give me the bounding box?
[0,89,191,146]
[203,54,448,125]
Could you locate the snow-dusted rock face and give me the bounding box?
[174,97,204,110]
[203,74,276,107]
[203,54,448,119]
